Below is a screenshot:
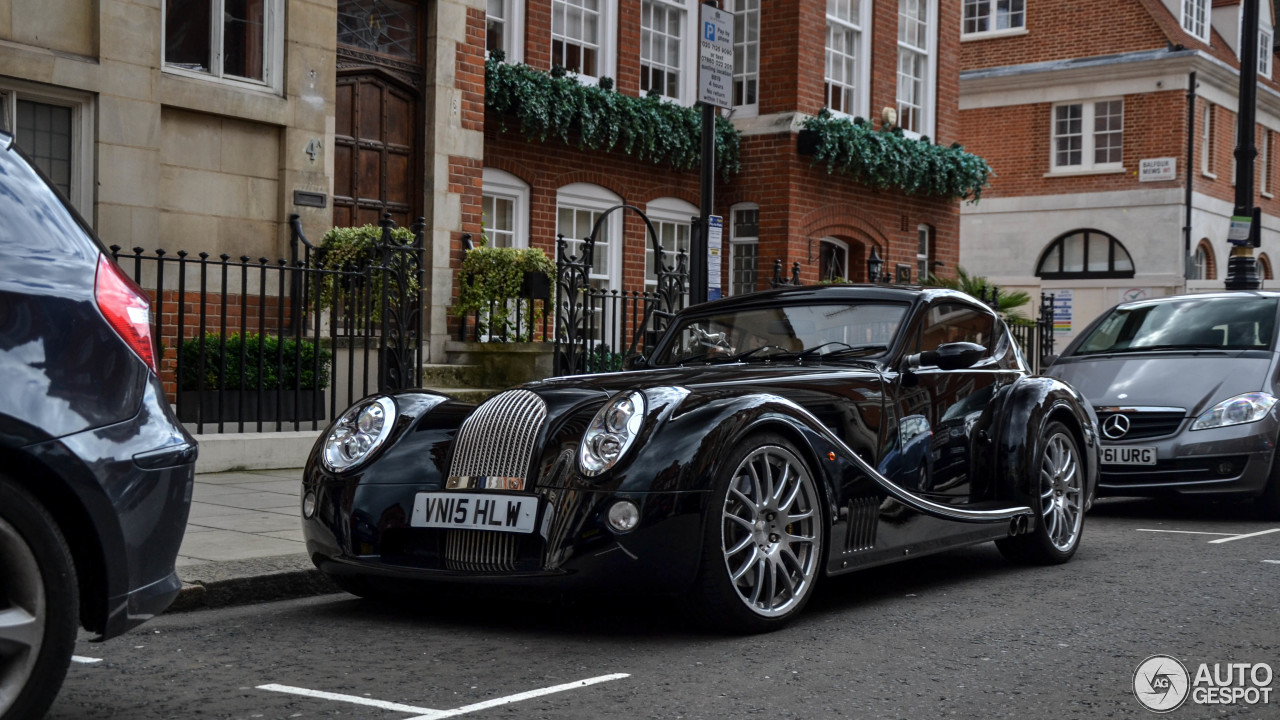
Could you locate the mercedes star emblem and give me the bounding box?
[1102,413,1131,440]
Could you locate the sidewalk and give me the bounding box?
[171,467,340,611]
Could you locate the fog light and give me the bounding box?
[1217,461,1235,476]
[607,500,640,532]
[302,490,317,518]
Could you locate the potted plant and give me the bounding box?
[309,224,420,325]
[176,332,333,423]
[454,245,555,341]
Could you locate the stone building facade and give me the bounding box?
[956,0,1280,344]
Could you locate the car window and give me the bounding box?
[655,302,908,364]
[916,302,993,353]
[1075,296,1278,354]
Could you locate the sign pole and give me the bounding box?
[692,1,731,306]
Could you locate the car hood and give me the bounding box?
[1045,353,1272,414]
[524,362,879,395]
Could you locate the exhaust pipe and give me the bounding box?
[1009,515,1030,536]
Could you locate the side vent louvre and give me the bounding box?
[844,496,878,552]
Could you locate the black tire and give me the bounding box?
[0,477,79,720]
[1257,450,1280,521]
[686,433,824,633]
[996,421,1085,565]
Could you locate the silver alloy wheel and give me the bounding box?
[0,516,45,716]
[1039,431,1083,552]
[720,444,821,618]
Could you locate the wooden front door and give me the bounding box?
[334,72,420,229]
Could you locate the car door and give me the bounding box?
[891,300,1003,505]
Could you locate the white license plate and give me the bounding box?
[410,492,538,534]
[1101,446,1157,465]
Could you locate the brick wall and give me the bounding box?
[959,0,1170,71]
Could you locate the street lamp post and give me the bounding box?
[1226,0,1263,290]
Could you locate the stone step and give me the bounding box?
[419,363,486,388]
[421,387,501,404]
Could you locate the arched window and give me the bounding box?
[1035,229,1135,279]
[644,197,696,290]
[482,168,530,249]
[1192,239,1216,280]
[819,237,849,282]
[1259,252,1274,281]
[557,183,622,290]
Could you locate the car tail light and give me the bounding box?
[95,253,158,374]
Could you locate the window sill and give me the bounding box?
[162,66,281,97]
[1043,167,1126,178]
[961,28,1029,42]
[1202,171,1218,179]
[1263,191,1275,199]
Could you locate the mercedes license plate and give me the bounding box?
[410,492,538,533]
[1101,446,1157,465]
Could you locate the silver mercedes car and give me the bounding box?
[1045,291,1280,517]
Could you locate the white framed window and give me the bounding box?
[643,198,696,289]
[1201,103,1216,177]
[1262,130,1273,196]
[729,203,759,296]
[1180,0,1208,42]
[482,168,530,249]
[641,0,695,102]
[916,225,932,282]
[1261,28,1273,78]
[897,0,937,137]
[962,0,1025,36]
[557,183,622,291]
[727,0,760,116]
[1051,99,1123,172]
[552,0,617,83]
[486,0,525,62]
[164,0,284,92]
[819,237,849,282]
[825,0,870,118]
[0,82,95,216]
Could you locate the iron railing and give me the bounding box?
[112,213,424,434]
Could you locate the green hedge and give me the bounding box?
[179,332,332,391]
[485,52,741,178]
[801,109,992,201]
[309,224,419,322]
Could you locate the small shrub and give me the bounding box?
[454,245,556,341]
[309,224,420,322]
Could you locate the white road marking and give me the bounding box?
[412,674,631,720]
[1208,528,1280,544]
[71,656,102,664]
[257,685,434,714]
[1135,529,1236,536]
[258,673,631,719]
[1263,560,1280,564]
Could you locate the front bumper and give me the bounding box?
[1097,417,1276,499]
[303,467,706,595]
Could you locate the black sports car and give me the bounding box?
[302,285,1099,631]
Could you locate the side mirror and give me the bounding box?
[919,341,986,371]
[622,354,648,371]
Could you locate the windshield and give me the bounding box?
[653,302,909,365]
[1073,296,1278,355]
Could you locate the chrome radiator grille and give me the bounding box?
[448,389,548,482]
[444,530,519,572]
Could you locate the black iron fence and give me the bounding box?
[113,213,424,434]
[983,288,1056,373]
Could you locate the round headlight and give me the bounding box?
[323,396,397,472]
[580,391,646,477]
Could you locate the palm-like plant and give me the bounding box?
[927,266,1031,320]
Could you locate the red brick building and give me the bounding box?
[465,0,971,315]
[957,0,1280,343]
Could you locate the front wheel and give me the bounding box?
[687,434,824,633]
[996,421,1085,565]
[0,477,79,720]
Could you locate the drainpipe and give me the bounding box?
[1185,70,1197,292]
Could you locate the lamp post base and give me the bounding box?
[1224,246,1261,290]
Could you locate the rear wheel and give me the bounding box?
[996,421,1084,565]
[687,434,824,633]
[0,477,78,720]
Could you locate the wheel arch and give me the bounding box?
[995,376,1099,504]
[0,445,109,635]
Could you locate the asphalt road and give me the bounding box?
[49,498,1280,720]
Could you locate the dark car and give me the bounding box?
[302,285,1098,631]
[1045,291,1280,515]
[0,133,196,719]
